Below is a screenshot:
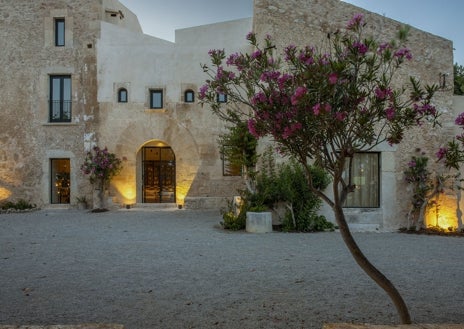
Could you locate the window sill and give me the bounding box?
[145,109,167,113]
[42,122,79,126]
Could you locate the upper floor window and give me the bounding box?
[217,93,227,103]
[55,18,65,46]
[118,88,128,103]
[184,90,195,103]
[150,89,163,109]
[50,75,72,122]
[343,152,380,208]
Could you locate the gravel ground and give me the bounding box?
[0,208,463,329]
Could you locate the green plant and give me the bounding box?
[454,63,464,95]
[220,199,247,230]
[1,199,36,210]
[76,196,87,203]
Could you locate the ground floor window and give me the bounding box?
[343,152,380,208]
[51,158,70,204]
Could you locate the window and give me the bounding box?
[343,152,380,208]
[51,159,70,204]
[150,90,163,109]
[184,90,195,103]
[55,18,65,46]
[118,88,128,103]
[221,145,242,176]
[50,75,72,122]
[217,93,227,103]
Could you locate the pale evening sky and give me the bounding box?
[118,0,463,65]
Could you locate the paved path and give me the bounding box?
[0,208,463,329]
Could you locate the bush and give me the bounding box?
[253,150,333,232]
[1,199,37,211]
[220,198,246,230]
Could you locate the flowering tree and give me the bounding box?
[81,146,122,209]
[200,14,440,324]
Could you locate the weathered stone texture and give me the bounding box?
[0,0,458,227]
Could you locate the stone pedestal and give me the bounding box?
[246,212,272,233]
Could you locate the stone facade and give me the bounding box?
[0,0,459,229]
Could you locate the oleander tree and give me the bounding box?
[200,14,440,324]
[81,146,122,209]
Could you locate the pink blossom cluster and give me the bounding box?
[346,13,364,30]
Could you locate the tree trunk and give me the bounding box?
[332,200,411,324]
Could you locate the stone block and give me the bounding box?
[246,212,272,233]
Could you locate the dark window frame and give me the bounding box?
[49,75,72,122]
[118,88,128,103]
[184,89,195,103]
[150,89,163,109]
[55,18,65,47]
[217,93,227,103]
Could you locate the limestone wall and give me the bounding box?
[96,18,253,206]
[0,0,104,206]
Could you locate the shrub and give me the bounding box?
[1,199,37,210]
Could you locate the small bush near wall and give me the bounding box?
[0,199,37,213]
[220,150,334,232]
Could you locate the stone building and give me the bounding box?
[0,0,458,229]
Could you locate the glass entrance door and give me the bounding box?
[142,147,175,203]
[51,158,70,204]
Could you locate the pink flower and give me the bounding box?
[198,85,208,99]
[335,112,347,121]
[346,13,364,30]
[394,48,412,60]
[455,112,464,126]
[312,103,321,115]
[436,147,448,160]
[386,107,395,121]
[251,50,262,59]
[328,73,338,85]
[291,86,307,105]
[353,41,368,55]
[247,119,259,138]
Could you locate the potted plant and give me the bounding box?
[76,196,88,210]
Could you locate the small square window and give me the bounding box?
[150,90,163,109]
[185,90,195,103]
[118,88,128,103]
[55,18,65,47]
[217,93,227,103]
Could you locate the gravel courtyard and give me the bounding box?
[0,208,463,329]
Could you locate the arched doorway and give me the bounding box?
[141,144,176,203]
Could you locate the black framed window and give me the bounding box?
[150,89,163,109]
[55,18,65,47]
[217,93,227,103]
[343,152,380,208]
[184,90,194,103]
[50,75,72,122]
[118,88,128,103]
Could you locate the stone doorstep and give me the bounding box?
[0,325,124,329]
[324,324,464,329]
